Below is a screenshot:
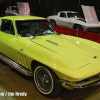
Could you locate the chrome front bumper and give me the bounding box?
[61,74,100,90]
[62,80,100,90]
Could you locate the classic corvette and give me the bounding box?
[5,6,19,16]
[0,16,100,98]
[47,6,100,33]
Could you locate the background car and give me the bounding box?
[5,6,19,16]
[47,6,100,33]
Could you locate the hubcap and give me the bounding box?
[35,67,53,93]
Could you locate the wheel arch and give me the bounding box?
[73,24,83,30]
[50,19,56,25]
[31,60,60,80]
[50,19,55,22]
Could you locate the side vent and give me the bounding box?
[46,40,58,46]
[18,52,27,67]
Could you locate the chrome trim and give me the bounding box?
[0,53,33,76]
[62,80,100,89]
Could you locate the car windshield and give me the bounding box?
[12,7,18,11]
[67,13,82,18]
[16,20,55,37]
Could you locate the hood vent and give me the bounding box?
[46,40,58,46]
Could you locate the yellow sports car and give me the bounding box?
[0,16,100,98]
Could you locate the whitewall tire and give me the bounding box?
[33,65,62,98]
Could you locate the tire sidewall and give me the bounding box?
[50,20,56,26]
[34,66,54,95]
[74,24,83,30]
[33,65,62,98]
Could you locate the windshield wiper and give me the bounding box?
[30,36,36,40]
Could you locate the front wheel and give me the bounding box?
[74,25,83,30]
[50,20,56,26]
[33,65,62,98]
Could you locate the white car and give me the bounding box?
[5,6,19,16]
[47,6,100,33]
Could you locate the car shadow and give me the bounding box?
[0,60,33,80]
[59,85,100,100]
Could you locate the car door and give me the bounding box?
[57,12,69,27]
[0,19,18,60]
[66,13,75,28]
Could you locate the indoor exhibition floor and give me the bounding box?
[0,60,100,100]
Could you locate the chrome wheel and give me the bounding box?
[34,66,53,94]
[74,25,83,30]
[50,20,56,26]
[33,65,62,98]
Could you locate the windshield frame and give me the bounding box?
[67,12,83,18]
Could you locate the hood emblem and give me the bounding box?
[46,40,58,46]
[94,56,98,59]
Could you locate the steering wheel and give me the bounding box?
[20,29,33,37]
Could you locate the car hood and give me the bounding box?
[32,34,100,65]
[82,5,98,24]
[75,18,86,22]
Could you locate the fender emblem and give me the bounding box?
[94,56,98,59]
[19,48,24,52]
